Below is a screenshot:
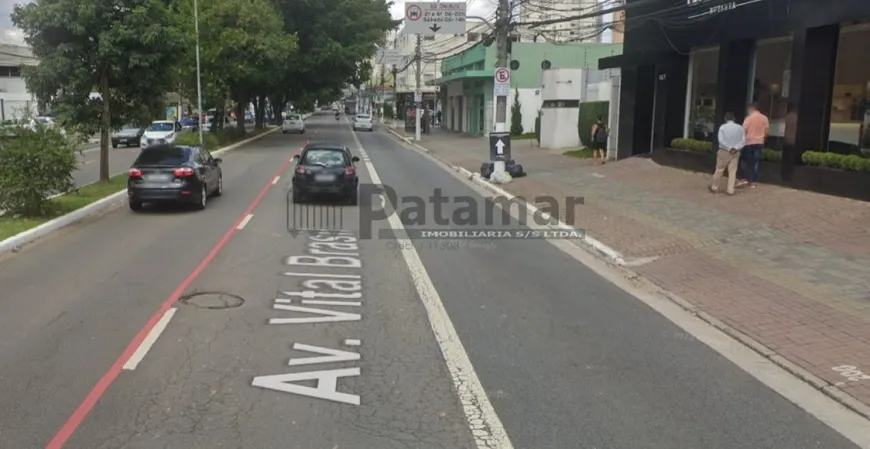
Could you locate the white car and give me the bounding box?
[140,120,181,148]
[353,114,373,132]
[282,114,305,134]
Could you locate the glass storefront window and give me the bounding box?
[829,22,870,156]
[750,37,793,150]
[687,47,719,141]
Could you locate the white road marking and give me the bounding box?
[237,213,254,230]
[272,175,280,185]
[344,339,361,346]
[282,272,361,279]
[287,343,360,366]
[349,124,514,449]
[123,308,177,370]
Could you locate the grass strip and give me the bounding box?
[0,174,128,241]
[563,149,594,158]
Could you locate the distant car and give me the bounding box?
[292,143,360,205]
[179,117,199,132]
[282,114,305,134]
[352,114,373,132]
[141,120,181,149]
[127,144,222,211]
[112,124,145,148]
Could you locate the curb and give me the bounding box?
[381,126,870,421]
[0,123,290,256]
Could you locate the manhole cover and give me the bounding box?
[178,291,245,309]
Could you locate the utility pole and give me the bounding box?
[392,65,398,128]
[414,34,422,141]
[490,0,511,182]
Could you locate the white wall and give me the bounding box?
[0,77,36,121]
[508,88,542,134]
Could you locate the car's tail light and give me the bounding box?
[128,168,143,177]
[174,167,195,177]
[295,165,306,174]
[345,167,355,176]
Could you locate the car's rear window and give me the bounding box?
[287,115,301,121]
[302,149,347,168]
[356,115,370,120]
[135,146,191,165]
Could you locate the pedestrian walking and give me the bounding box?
[710,112,745,195]
[590,116,608,164]
[737,102,769,188]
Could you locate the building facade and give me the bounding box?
[517,0,605,43]
[389,20,487,114]
[437,42,622,135]
[0,43,39,121]
[602,0,870,197]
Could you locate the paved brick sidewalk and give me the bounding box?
[387,126,870,416]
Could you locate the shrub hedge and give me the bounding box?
[669,137,870,172]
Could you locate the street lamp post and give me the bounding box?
[193,0,204,147]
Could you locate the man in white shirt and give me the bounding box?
[710,112,745,195]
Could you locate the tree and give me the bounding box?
[172,0,297,132]
[13,0,186,182]
[272,0,399,110]
[510,89,523,135]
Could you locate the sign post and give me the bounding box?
[491,67,511,180]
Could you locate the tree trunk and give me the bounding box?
[234,102,246,133]
[255,95,267,129]
[270,94,285,125]
[99,67,110,182]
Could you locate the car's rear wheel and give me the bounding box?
[195,184,207,210]
[292,189,303,203]
[129,200,143,211]
[112,142,118,148]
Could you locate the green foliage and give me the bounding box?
[383,103,394,119]
[534,110,541,143]
[12,0,186,136]
[510,89,523,136]
[0,127,78,216]
[271,0,399,104]
[175,132,220,150]
[577,101,609,147]
[802,151,870,172]
[670,138,784,163]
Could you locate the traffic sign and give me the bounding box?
[414,90,422,103]
[402,2,466,35]
[494,67,510,97]
[375,48,403,65]
[489,132,511,160]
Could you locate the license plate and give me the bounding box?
[119,139,127,143]
[314,174,336,182]
[146,173,172,181]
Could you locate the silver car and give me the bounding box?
[282,114,305,134]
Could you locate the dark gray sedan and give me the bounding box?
[112,124,145,148]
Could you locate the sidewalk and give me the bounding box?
[386,126,870,417]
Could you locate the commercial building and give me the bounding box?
[436,41,621,135]
[389,20,488,114]
[601,0,870,199]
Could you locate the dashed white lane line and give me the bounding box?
[349,122,514,449]
[272,175,280,185]
[344,339,361,346]
[236,213,254,230]
[122,308,177,371]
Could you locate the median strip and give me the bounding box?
[0,119,307,255]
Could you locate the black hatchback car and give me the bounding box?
[292,143,360,205]
[111,124,145,148]
[127,144,223,211]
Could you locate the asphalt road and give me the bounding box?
[73,124,257,187]
[0,113,865,449]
